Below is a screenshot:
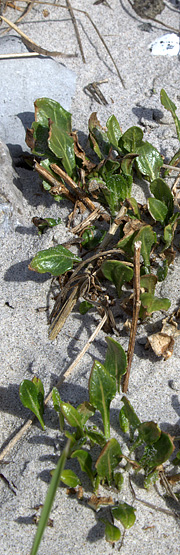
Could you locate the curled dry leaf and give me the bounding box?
[87,494,114,511]
[146,315,180,359]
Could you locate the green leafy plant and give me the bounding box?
[20,337,175,552]
[19,90,180,553]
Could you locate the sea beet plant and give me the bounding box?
[20,90,180,552]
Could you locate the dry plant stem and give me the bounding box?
[34,162,76,203]
[71,206,102,234]
[66,0,85,62]
[96,204,127,252]
[127,0,179,33]
[1,0,35,33]
[48,285,80,340]
[51,163,98,213]
[0,51,40,58]
[0,14,76,56]
[122,240,141,393]
[0,313,107,462]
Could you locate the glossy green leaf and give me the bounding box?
[112,503,136,528]
[88,112,110,159]
[96,439,122,484]
[32,376,44,417]
[148,198,168,224]
[121,153,138,176]
[106,114,122,149]
[85,429,106,447]
[135,225,156,271]
[114,472,124,491]
[140,274,157,294]
[163,224,173,250]
[101,260,133,297]
[60,469,81,487]
[34,97,72,134]
[140,292,171,317]
[160,89,180,141]
[119,407,129,433]
[29,245,81,276]
[30,122,50,156]
[19,379,45,430]
[157,259,168,281]
[71,449,94,485]
[52,387,61,412]
[127,197,141,219]
[121,396,140,435]
[102,520,121,543]
[140,431,174,471]
[81,226,106,250]
[116,229,138,255]
[60,401,84,430]
[79,301,93,315]
[104,336,127,392]
[150,178,174,220]
[48,122,75,176]
[89,361,116,438]
[138,421,161,445]
[40,158,62,198]
[136,142,163,181]
[120,126,143,153]
[103,174,132,215]
[76,402,95,425]
[30,439,70,555]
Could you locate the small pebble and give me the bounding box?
[168,379,179,391]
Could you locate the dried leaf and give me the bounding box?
[147,314,180,359]
[87,494,113,511]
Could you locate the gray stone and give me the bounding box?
[0,138,28,226]
[0,35,76,156]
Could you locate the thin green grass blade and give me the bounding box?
[30,439,70,555]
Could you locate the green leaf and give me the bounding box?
[29,245,81,276]
[103,174,132,215]
[89,361,116,438]
[104,336,127,392]
[32,376,44,417]
[114,472,124,491]
[34,97,72,134]
[148,198,168,225]
[30,122,50,156]
[19,379,45,430]
[119,407,129,433]
[48,122,75,176]
[71,449,94,485]
[88,112,110,159]
[135,225,156,271]
[116,229,138,255]
[162,224,174,250]
[173,449,180,466]
[138,421,161,445]
[136,142,163,181]
[60,469,81,487]
[106,114,122,149]
[150,178,174,220]
[140,431,174,471]
[79,301,93,315]
[121,154,138,176]
[120,126,143,153]
[140,292,171,317]
[52,387,64,430]
[95,439,122,484]
[112,503,136,529]
[121,396,140,435]
[144,469,159,489]
[164,148,180,175]
[76,402,95,425]
[160,89,180,141]
[60,401,84,430]
[86,429,106,447]
[140,274,157,294]
[127,197,141,219]
[30,439,70,555]
[102,520,121,543]
[81,226,106,250]
[101,260,133,297]
[157,259,168,281]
